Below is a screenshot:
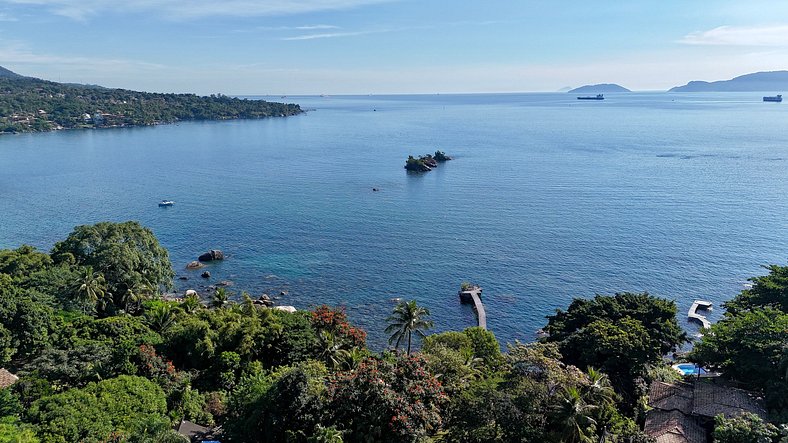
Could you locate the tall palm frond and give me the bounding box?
[385,300,433,355]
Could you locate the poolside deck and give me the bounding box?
[688,300,712,329]
[459,286,487,330]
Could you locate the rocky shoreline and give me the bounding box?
[169,248,295,311]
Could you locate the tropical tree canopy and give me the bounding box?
[385,300,433,355]
[51,221,174,303]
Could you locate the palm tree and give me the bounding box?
[385,300,433,355]
[145,304,176,332]
[317,330,344,368]
[119,282,154,313]
[583,367,616,408]
[180,293,201,314]
[72,266,109,312]
[550,386,598,443]
[211,287,230,309]
[337,347,366,371]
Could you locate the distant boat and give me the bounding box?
[158,200,175,207]
[763,94,782,102]
[578,94,605,100]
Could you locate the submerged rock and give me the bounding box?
[186,261,204,270]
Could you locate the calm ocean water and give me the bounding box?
[0,92,786,348]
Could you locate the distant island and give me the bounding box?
[0,66,302,133]
[404,150,452,172]
[669,71,788,92]
[568,83,631,93]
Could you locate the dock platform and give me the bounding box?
[459,286,487,330]
[688,300,713,329]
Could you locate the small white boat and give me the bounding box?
[158,200,175,207]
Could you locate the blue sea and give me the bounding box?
[1,92,786,348]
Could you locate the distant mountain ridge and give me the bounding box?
[568,83,630,93]
[670,71,788,92]
[0,66,24,79]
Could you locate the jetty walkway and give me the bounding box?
[459,286,487,329]
[688,300,712,329]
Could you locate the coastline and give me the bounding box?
[0,110,305,135]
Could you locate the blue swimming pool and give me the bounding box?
[673,363,708,376]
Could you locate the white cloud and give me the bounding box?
[680,25,788,46]
[0,12,15,20]
[1,0,393,20]
[281,29,381,40]
[295,24,339,30]
[0,41,165,77]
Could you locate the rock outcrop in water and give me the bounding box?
[198,250,224,262]
[404,151,452,172]
[186,261,204,270]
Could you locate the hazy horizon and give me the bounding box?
[2,0,788,95]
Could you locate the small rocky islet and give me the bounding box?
[404,150,452,172]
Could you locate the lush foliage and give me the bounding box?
[0,76,302,133]
[26,375,167,442]
[51,221,174,309]
[544,292,687,406]
[327,354,446,442]
[691,265,788,419]
[0,221,784,441]
[713,413,787,443]
[385,300,433,355]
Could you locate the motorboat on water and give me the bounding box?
[577,94,604,100]
[158,200,175,207]
[763,94,782,102]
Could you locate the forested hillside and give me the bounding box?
[0,68,302,133]
[0,221,785,442]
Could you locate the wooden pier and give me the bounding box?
[459,286,487,330]
[688,300,712,329]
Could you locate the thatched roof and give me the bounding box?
[644,379,768,443]
[0,369,18,389]
[176,420,211,441]
[644,410,707,443]
[648,381,694,414]
[692,381,767,420]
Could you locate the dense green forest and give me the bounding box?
[0,73,302,133]
[0,221,785,442]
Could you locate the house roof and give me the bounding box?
[648,381,694,414]
[645,379,768,443]
[692,381,768,420]
[176,420,212,440]
[644,410,707,443]
[0,369,18,389]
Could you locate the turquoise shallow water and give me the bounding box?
[0,92,786,348]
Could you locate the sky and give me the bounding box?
[2,0,788,94]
